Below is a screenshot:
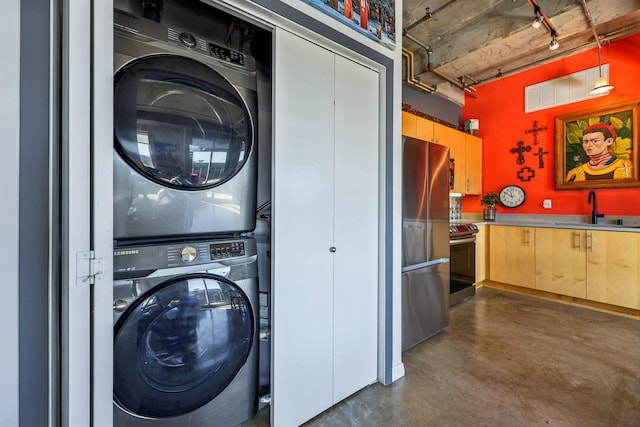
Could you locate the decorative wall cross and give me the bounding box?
[524,120,548,145]
[517,166,535,182]
[510,140,532,165]
[533,147,549,168]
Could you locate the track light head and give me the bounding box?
[531,15,543,29]
[549,31,559,51]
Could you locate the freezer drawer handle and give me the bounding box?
[401,257,450,273]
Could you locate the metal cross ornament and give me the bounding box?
[517,166,535,182]
[524,120,548,145]
[510,140,532,165]
[533,147,549,168]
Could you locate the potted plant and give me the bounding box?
[480,191,500,221]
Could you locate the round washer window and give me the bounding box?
[114,54,253,190]
[113,274,254,418]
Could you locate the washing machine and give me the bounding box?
[112,237,259,426]
[113,9,258,244]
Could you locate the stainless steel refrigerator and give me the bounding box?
[401,136,451,351]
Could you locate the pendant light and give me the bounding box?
[589,44,614,95]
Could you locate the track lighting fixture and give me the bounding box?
[549,31,559,50]
[589,44,614,95]
[531,15,544,29]
[531,6,543,29]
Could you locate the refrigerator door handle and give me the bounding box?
[401,257,450,273]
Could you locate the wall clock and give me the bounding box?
[499,185,526,208]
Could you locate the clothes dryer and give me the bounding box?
[113,9,258,244]
[112,237,259,426]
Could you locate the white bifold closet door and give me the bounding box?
[272,28,379,427]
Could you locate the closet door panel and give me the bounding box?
[272,28,335,427]
[333,55,379,403]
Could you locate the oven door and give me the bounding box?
[449,236,476,305]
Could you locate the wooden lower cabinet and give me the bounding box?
[491,225,640,311]
[535,228,586,298]
[489,225,535,288]
[475,224,486,283]
[586,230,640,310]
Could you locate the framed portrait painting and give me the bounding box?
[555,101,640,190]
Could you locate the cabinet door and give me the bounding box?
[489,225,535,288]
[475,224,486,283]
[272,29,335,427]
[434,123,465,192]
[464,134,482,195]
[333,55,378,403]
[535,228,586,298]
[432,122,451,145]
[416,116,434,141]
[401,111,417,138]
[587,231,640,309]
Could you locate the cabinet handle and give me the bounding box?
[330,246,337,253]
[587,233,593,252]
[525,229,531,246]
[466,179,470,192]
[576,232,582,251]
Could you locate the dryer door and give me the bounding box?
[113,273,254,418]
[114,54,253,190]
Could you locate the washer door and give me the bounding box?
[113,274,254,418]
[114,54,253,190]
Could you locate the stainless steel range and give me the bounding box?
[449,223,479,306]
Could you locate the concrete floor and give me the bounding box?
[240,286,640,427]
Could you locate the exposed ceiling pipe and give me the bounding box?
[579,0,602,48]
[403,8,432,35]
[474,24,640,86]
[426,49,477,98]
[403,32,477,97]
[402,48,436,93]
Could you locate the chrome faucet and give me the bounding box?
[587,190,604,224]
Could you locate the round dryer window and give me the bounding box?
[114,54,254,190]
[113,274,255,418]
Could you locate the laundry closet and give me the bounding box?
[107,0,388,426]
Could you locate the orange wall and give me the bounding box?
[462,34,640,216]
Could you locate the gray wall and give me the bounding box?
[402,84,462,128]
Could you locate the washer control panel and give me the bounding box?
[114,239,251,278]
[209,241,246,260]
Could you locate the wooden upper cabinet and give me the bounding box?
[416,116,434,141]
[401,111,418,138]
[402,112,482,195]
[465,134,482,195]
[432,121,454,145]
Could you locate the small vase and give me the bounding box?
[483,208,496,221]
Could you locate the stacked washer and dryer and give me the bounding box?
[111,7,264,427]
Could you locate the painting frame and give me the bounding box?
[555,101,640,190]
